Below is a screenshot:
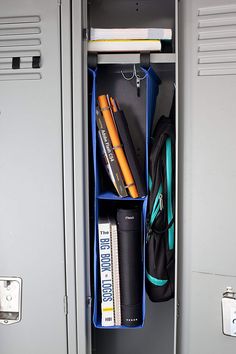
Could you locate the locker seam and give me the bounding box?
[58,2,70,354]
[192,270,236,278]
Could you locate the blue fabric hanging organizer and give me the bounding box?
[89,65,161,329]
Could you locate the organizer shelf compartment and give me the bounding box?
[90,63,160,328]
[93,198,147,328]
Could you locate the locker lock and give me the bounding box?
[0,277,22,325]
[222,287,236,337]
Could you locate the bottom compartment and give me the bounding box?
[93,199,147,329]
[92,298,175,354]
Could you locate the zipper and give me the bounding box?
[150,184,163,226]
[159,193,164,211]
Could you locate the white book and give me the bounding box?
[98,218,114,327]
[88,39,161,53]
[90,27,172,41]
[110,219,121,326]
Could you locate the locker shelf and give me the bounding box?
[97,191,146,201]
[96,53,176,65]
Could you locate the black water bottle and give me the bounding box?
[117,207,142,327]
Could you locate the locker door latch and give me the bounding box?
[0,277,22,325]
[222,286,236,337]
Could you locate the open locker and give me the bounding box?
[83,0,179,353]
[2,0,236,352]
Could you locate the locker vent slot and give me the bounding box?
[198,4,236,16]
[197,4,236,76]
[0,15,41,81]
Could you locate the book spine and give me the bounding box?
[88,40,161,53]
[90,28,172,41]
[111,223,121,326]
[96,108,128,197]
[97,130,117,191]
[98,221,114,327]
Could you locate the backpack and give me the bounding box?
[146,95,175,302]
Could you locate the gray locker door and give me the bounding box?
[179,0,236,353]
[0,1,68,353]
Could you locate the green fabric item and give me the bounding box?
[146,272,168,286]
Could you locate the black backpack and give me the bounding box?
[146,96,175,302]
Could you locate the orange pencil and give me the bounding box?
[98,94,138,198]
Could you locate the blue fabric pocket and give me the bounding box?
[89,65,160,328]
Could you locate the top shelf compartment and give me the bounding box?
[88,0,176,53]
[88,0,175,33]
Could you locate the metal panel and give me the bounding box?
[93,298,174,354]
[189,272,236,354]
[96,53,176,65]
[179,0,236,353]
[0,0,67,353]
[60,0,78,353]
[72,0,92,353]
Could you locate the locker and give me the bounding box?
[74,1,178,353]
[1,0,236,354]
[0,1,69,354]
[178,0,236,353]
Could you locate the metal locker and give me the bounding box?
[178,0,236,353]
[0,1,72,353]
[2,0,236,353]
[72,1,179,354]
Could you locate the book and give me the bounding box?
[90,27,172,41]
[110,97,146,197]
[98,218,114,327]
[88,39,161,53]
[110,218,121,326]
[98,94,139,198]
[96,108,128,197]
[97,130,117,190]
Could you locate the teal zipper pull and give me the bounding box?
[159,193,164,211]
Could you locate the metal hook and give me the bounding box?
[134,65,147,97]
[134,65,147,81]
[121,64,135,81]
[121,64,147,97]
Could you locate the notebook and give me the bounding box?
[97,130,117,190]
[88,39,161,52]
[90,27,172,41]
[96,107,128,197]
